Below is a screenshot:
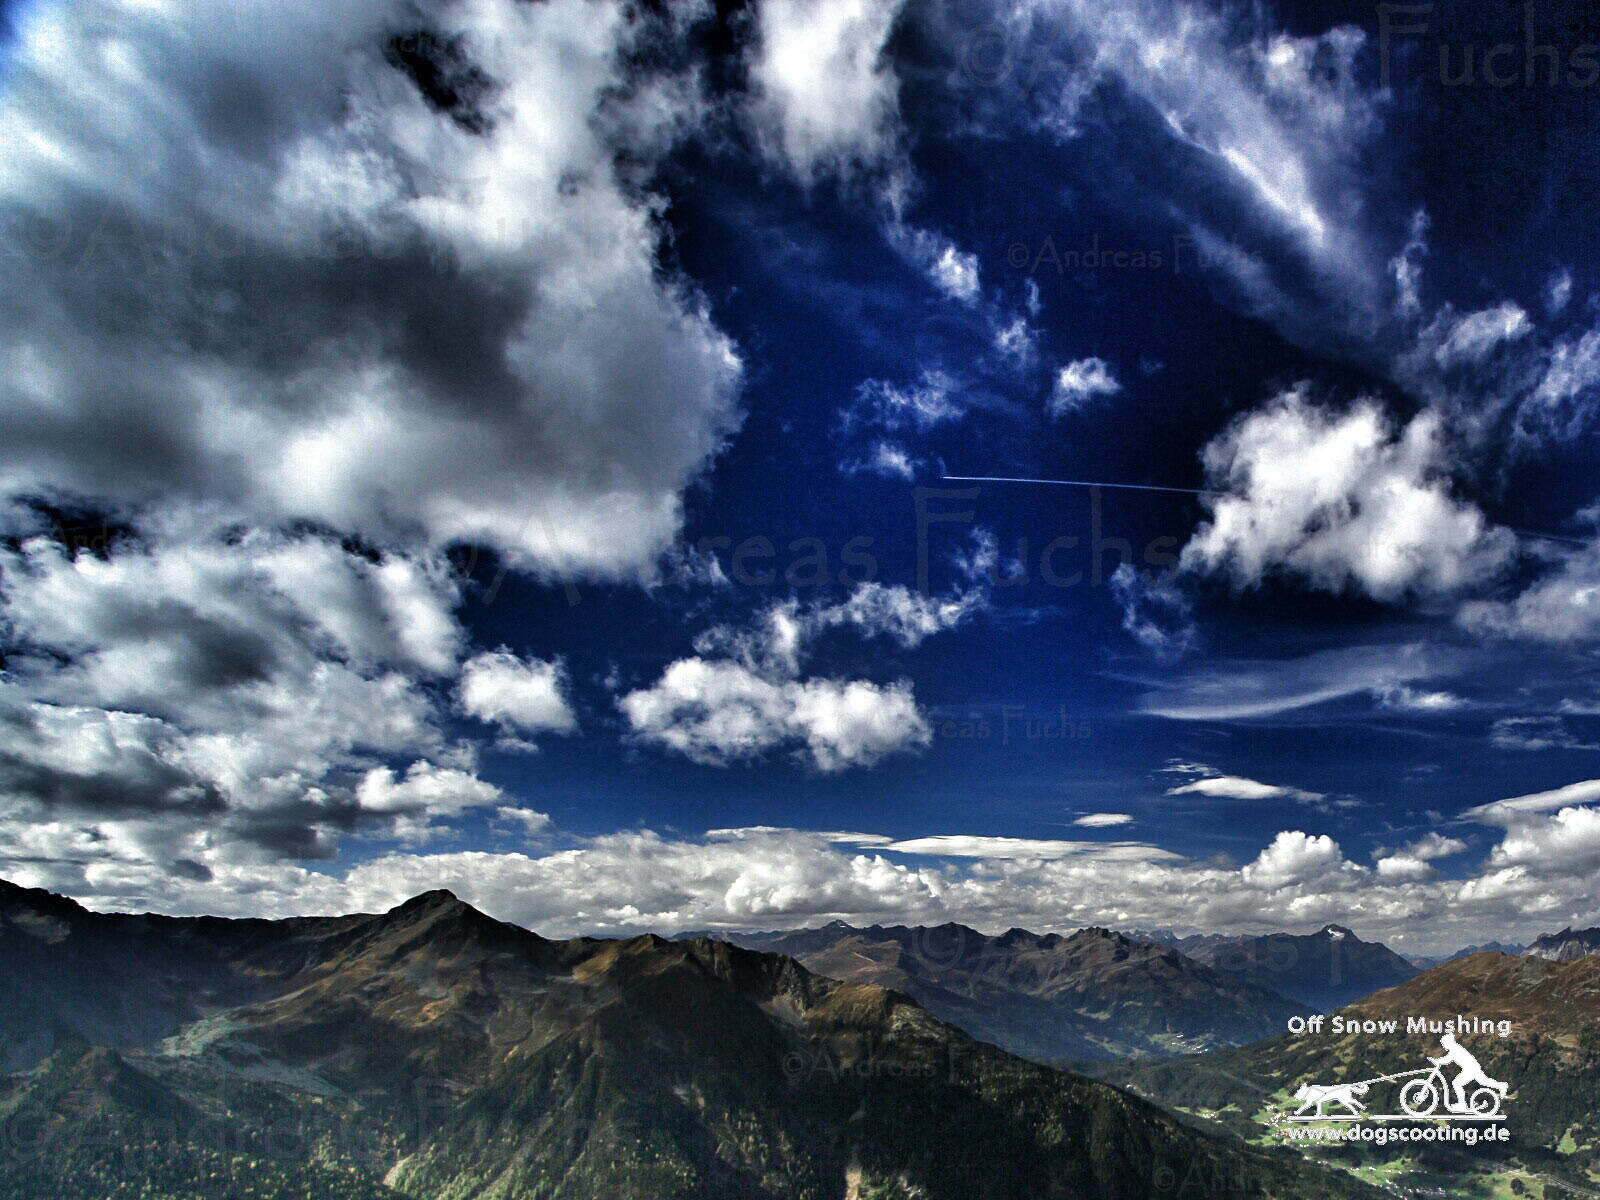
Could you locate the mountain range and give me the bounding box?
[1526,926,1600,962]
[1156,925,1422,1011]
[693,920,1313,1062]
[0,880,1376,1200]
[1089,951,1600,1197]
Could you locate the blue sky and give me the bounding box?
[1,0,1599,952]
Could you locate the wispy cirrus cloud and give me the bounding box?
[1135,643,1467,721]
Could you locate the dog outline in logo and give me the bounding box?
[1293,1080,1369,1118]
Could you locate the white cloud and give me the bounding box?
[1490,716,1600,752]
[1463,778,1600,822]
[885,227,984,305]
[693,584,982,678]
[1049,357,1121,417]
[847,370,963,432]
[923,239,981,303]
[492,806,553,837]
[1522,330,1600,442]
[1166,774,1323,804]
[1402,832,1467,861]
[1391,209,1429,317]
[1373,833,1465,882]
[0,0,742,580]
[1181,389,1517,603]
[1376,686,1466,712]
[355,761,503,840]
[883,835,1177,861]
[815,582,983,648]
[0,519,552,878]
[1428,302,1532,370]
[749,0,904,184]
[1546,269,1573,316]
[1110,564,1195,658]
[1137,642,1462,721]
[619,580,980,772]
[458,650,577,737]
[21,809,1600,952]
[1006,2,1386,342]
[1240,830,1351,890]
[994,314,1036,362]
[842,441,919,480]
[618,658,929,772]
[1071,812,1133,828]
[1458,534,1600,644]
[1373,854,1433,883]
[1486,805,1600,877]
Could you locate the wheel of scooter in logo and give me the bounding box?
[1467,1087,1500,1116]
[1400,1077,1439,1116]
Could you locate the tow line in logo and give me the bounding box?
[1288,1035,1509,1122]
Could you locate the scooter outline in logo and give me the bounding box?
[1286,1035,1510,1122]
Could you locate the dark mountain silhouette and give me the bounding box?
[692,920,1312,1061]
[0,880,1376,1200]
[1172,925,1420,1011]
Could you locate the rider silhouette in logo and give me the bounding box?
[1428,1033,1507,1113]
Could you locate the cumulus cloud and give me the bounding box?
[1485,805,1600,877]
[1072,812,1133,828]
[1048,357,1120,417]
[458,650,577,738]
[748,0,905,184]
[1181,389,1517,603]
[492,806,553,838]
[1403,832,1468,861]
[0,517,547,881]
[692,583,983,677]
[19,801,1600,951]
[1240,831,1351,890]
[618,657,930,771]
[619,579,982,771]
[0,0,742,579]
[356,761,504,840]
[1373,833,1465,882]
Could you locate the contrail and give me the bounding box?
[941,474,1222,497]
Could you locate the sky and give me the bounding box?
[1,0,1599,953]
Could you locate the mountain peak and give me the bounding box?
[389,889,470,916]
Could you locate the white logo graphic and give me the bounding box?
[1288,1034,1509,1122]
